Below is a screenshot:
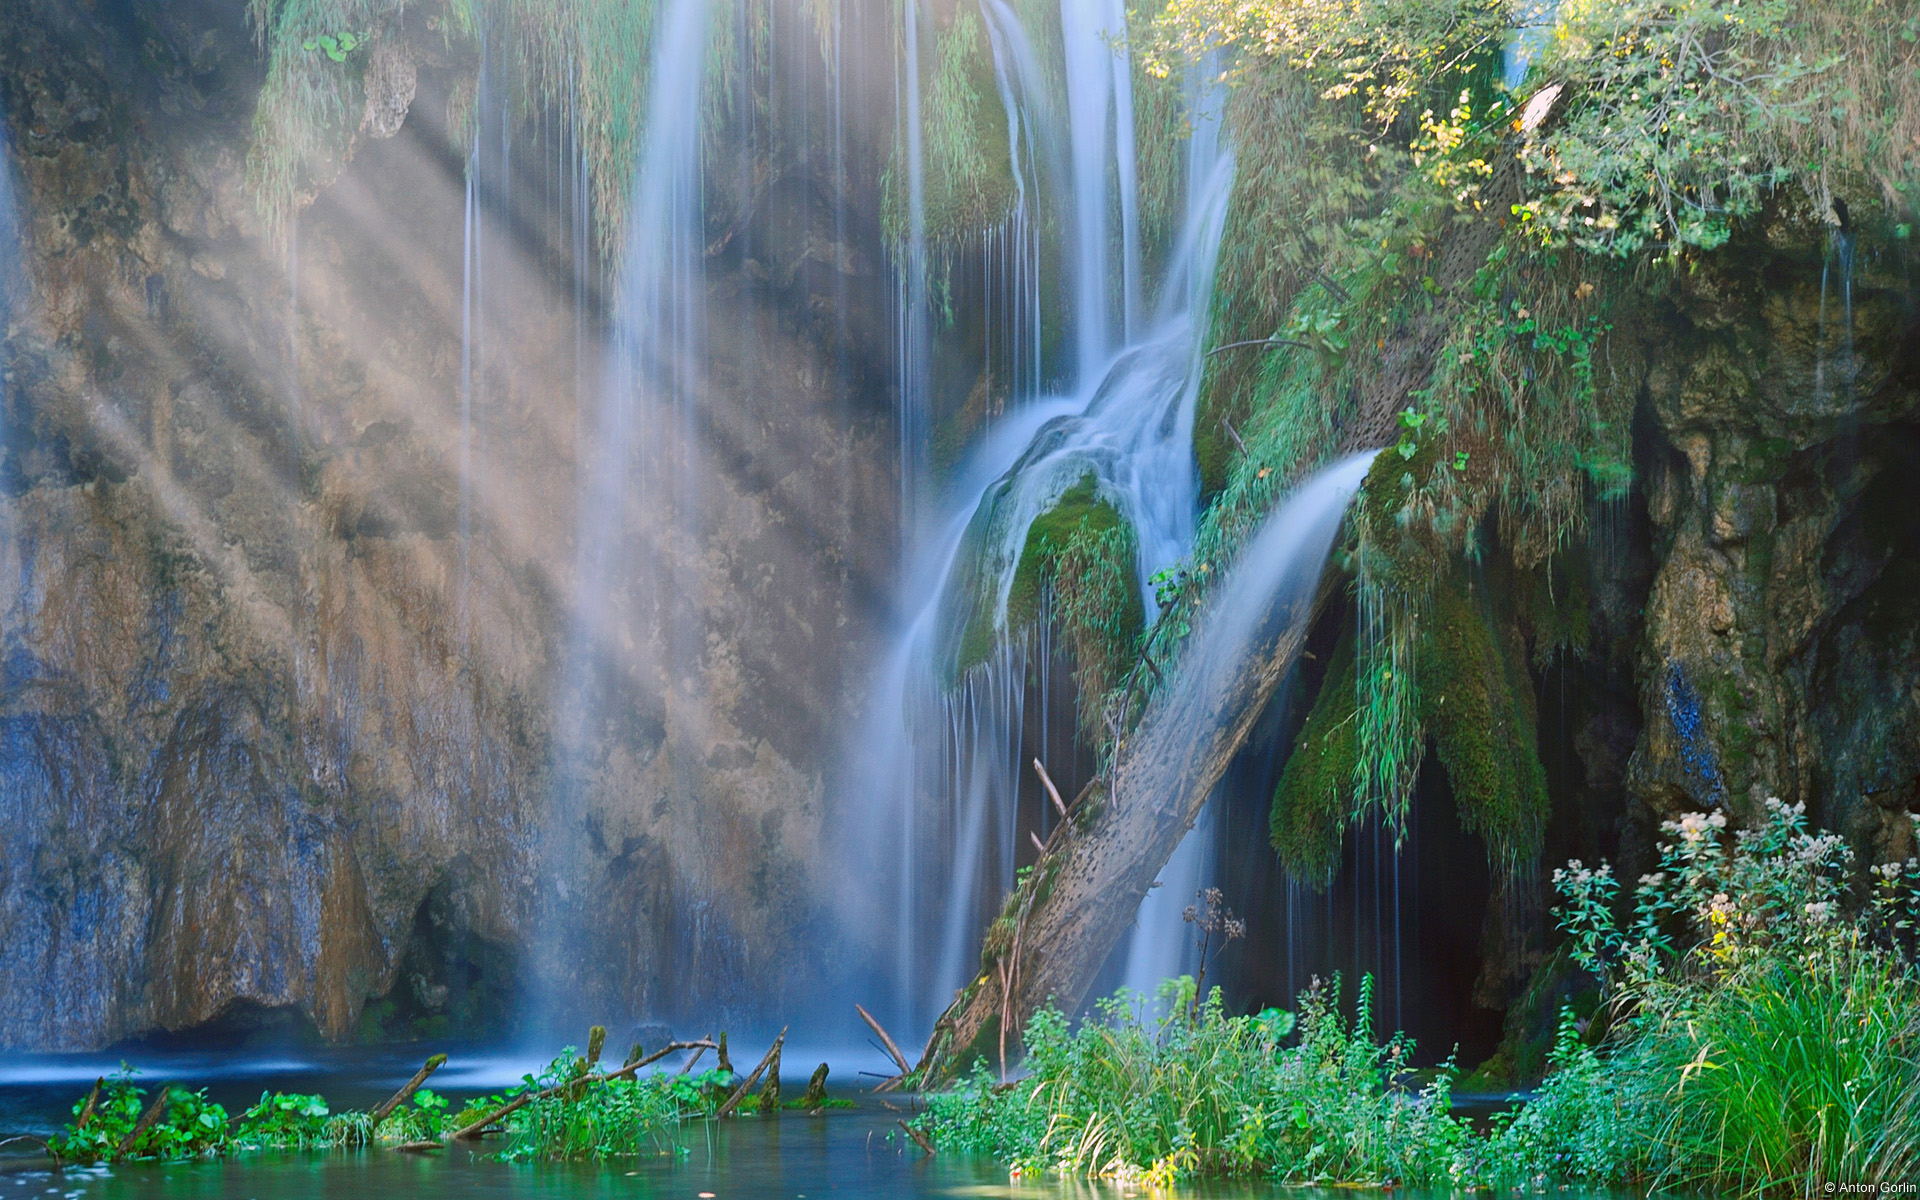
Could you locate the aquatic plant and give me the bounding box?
[49,1070,232,1163]
[231,1091,333,1148]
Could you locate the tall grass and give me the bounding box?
[921,975,1469,1187]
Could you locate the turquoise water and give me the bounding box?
[0,1051,1625,1198]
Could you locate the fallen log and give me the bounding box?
[855,1004,911,1080]
[916,482,1361,1083]
[369,1053,446,1128]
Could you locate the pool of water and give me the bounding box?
[0,1050,1622,1198]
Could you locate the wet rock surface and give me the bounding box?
[0,0,895,1048]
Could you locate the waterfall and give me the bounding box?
[979,0,1057,401]
[895,0,932,531]
[839,4,1237,1033]
[541,0,714,1031]
[1059,0,1140,374]
[0,116,21,590]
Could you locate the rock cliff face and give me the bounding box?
[0,0,896,1048]
[1627,206,1920,866]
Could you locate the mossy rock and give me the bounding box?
[1270,631,1360,884]
[948,472,1141,678]
[1415,576,1548,870]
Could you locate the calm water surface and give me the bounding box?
[0,1050,1627,1198]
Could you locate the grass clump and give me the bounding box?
[918,975,1470,1186]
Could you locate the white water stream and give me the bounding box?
[842,1,1239,1033]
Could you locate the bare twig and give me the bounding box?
[1204,336,1312,358]
[855,1005,912,1077]
[1219,416,1249,457]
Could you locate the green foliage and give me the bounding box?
[302,30,368,61]
[374,1087,449,1142]
[1520,0,1920,258]
[894,8,1015,245]
[232,1092,332,1148]
[919,975,1471,1186]
[949,474,1142,690]
[1547,799,1920,1196]
[1469,1008,1648,1186]
[245,0,409,238]
[454,1047,725,1162]
[1050,522,1145,739]
[50,1071,231,1163]
[48,1070,145,1163]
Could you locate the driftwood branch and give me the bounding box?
[75,1077,103,1130]
[898,1119,935,1155]
[369,1053,446,1127]
[677,1034,712,1075]
[855,1005,911,1078]
[717,1028,787,1117]
[1033,759,1069,819]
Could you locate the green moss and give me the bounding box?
[1414,576,1547,871]
[884,6,1015,247]
[952,474,1139,679]
[1270,632,1359,885]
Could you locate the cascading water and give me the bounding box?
[840,2,1238,1034]
[0,117,21,562]
[540,0,714,1030]
[1059,0,1140,369]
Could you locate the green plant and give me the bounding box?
[918,974,1471,1186]
[49,1068,146,1163]
[374,1087,449,1142]
[1548,798,1920,1196]
[233,1091,332,1148]
[301,30,367,61]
